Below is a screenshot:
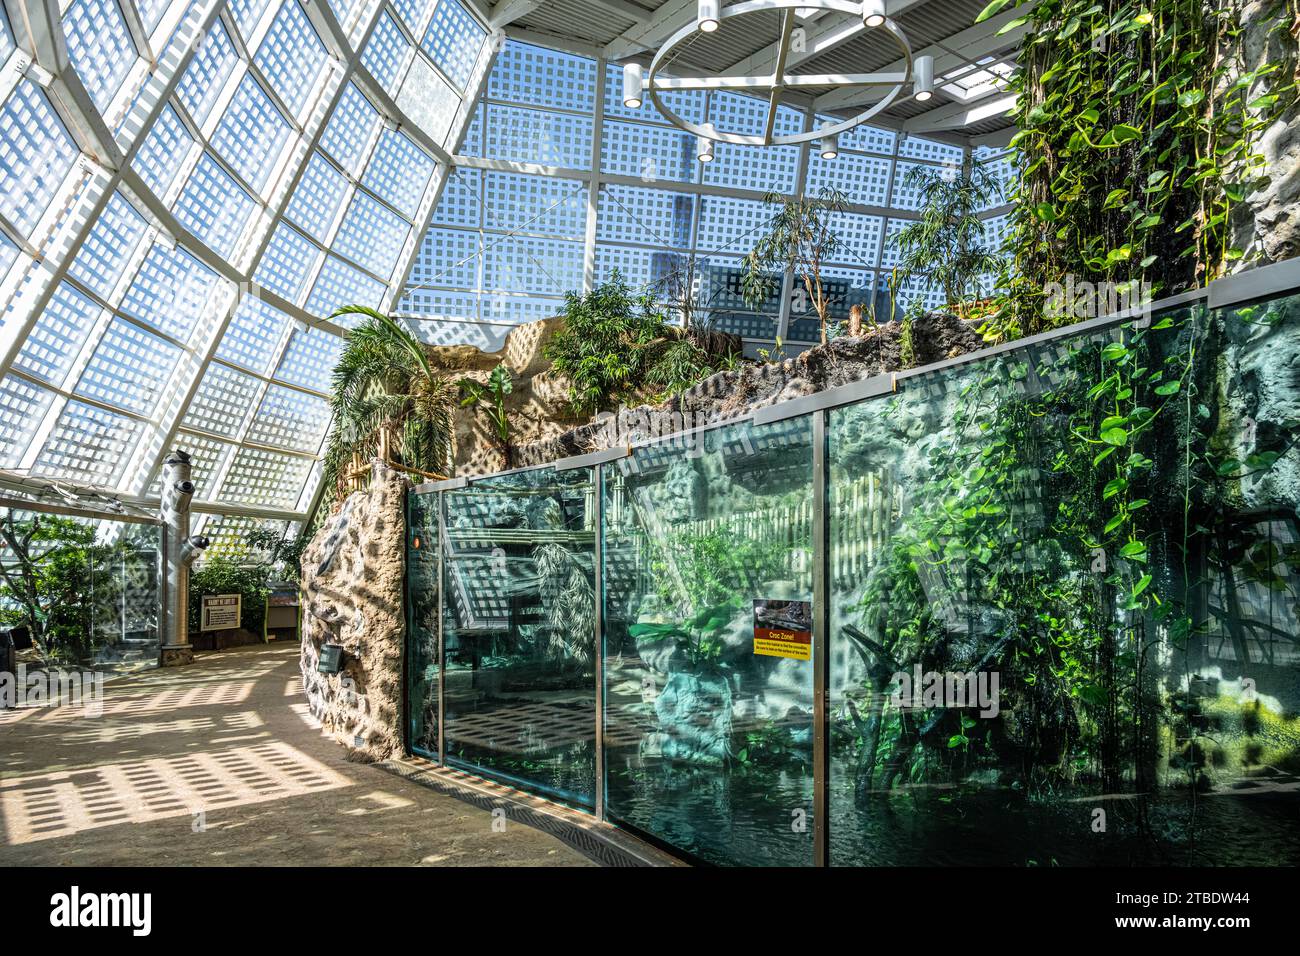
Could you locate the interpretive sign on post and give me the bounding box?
[200,593,241,631]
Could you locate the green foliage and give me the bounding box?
[187,553,272,638]
[545,273,738,416]
[320,305,457,511]
[890,162,1006,310]
[842,306,1220,795]
[654,529,790,611]
[993,0,1295,336]
[742,187,849,345]
[458,362,514,469]
[0,513,154,664]
[0,513,99,662]
[245,527,306,581]
[628,602,734,668]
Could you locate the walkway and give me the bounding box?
[0,643,593,866]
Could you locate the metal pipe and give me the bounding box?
[159,450,208,664]
[593,463,605,820]
[811,410,828,866]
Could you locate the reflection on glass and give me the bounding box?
[827,299,1300,865]
[407,491,440,758]
[441,466,597,807]
[402,289,1300,866]
[602,417,816,866]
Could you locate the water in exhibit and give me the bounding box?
[407,288,1300,866]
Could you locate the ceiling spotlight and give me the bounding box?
[622,63,643,109]
[861,0,886,27]
[914,54,934,101]
[698,0,720,33]
[697,125,716,163]
[819,130,839,160]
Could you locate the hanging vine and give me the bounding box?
[981,0,1296,337]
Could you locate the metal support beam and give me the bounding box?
[903,92,1016,134]
[592,463,605,820]
[815,3,1031,112]
[811,408,828,866]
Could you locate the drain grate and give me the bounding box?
[378,758,684,868]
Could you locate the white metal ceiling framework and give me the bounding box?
[0,0,1018,539]
[0,0,495,545]
[393,2,1017,353]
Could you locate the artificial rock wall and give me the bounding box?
[300,460,407,761]
[1228,2,1300,269]
[511,312,984,469]
[427,316,585,475]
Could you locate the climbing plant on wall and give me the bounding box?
[985,0,1295,337]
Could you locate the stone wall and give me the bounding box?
[511,312,984,470]
[1229,2,1300,269]
[299,461,407,761]
[426,316,586,475]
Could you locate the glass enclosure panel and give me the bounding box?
[406,490,441,758]
[602,417,816,866]
[827,299,1300,865]
[441,466,597,807]
[0,510,158,668]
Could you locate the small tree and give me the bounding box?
[459,363,514,470]
[742,187,849,346]
[322,305,457,508]
[891,162,1006,314]
[0,512,103,663]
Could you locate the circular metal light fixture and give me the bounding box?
[698,0,720,32]
[622,62,643,108]
[861,0,885,26]
[646,0,915,147]
[913,54,934,101]
[819,130,839,159]
[697,125,717,162]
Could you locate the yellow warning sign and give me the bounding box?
[753,599,812,661]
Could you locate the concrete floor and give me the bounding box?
[0,644,593,866]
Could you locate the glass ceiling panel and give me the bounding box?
[68,192,151,302]
[319,83,382,177]
[135,105,199,199]
[210,73,294,193]
[229,0,275,40]
[254,0,329,120]
[14,282,105,387]
[362,129,436,219]
[0,80,79,236]
[421,0,486,91]
[363,13,415,93]
[216,296,291,374]
[119,241,222,342]
[32,400,144,488]
[274,324,343,392]
[0,376,56,468]
[178,21,240,126]
[0,5,980,530]
[75,318,182,416]
[135,0,173,35]
[255,222,323,303]
[244,382,330,451]
[174,153,259,256]
[286,152,351,242]
[62,0,139,115]
[184,362,264,436]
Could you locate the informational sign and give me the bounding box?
[267,586,299,608]
[753,599,812,661]
[200,593,241,631]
